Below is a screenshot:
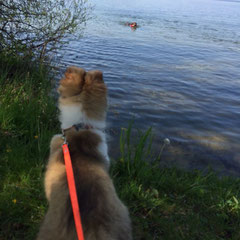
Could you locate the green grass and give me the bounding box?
[112,126,240,239]
[0,55,240,239]
[0,54,59,239]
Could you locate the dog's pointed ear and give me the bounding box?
[63,66,85,85]
[58,66,86,97]
[64,67,75,82]
[64,71,72,81]
[85,70,103,84]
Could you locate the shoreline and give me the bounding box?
[0,54,239,239]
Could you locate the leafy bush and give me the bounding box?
[0,0,91,59]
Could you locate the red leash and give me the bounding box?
[62,143,85,240]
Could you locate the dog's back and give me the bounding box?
[37,129,132,240]
[37,67,132,240]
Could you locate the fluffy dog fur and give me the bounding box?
[37,67,132,240]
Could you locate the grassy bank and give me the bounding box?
[0,55,240,239]
[113,126,240,239]
[0,54,59,239]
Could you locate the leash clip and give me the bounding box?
[62,129,68,145]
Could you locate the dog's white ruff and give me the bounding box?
[59,104,109,163]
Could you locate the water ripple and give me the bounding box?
[56,0,240,176]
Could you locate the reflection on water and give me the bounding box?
[179,131,232,151]
[57,0,240,176]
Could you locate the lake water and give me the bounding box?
[57,0,240,176]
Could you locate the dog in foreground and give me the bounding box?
[37,67,132,240]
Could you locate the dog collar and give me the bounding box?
[62,123,105,136]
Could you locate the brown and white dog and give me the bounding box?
[37,67,132,240]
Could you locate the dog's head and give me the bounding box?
[58,66,107,121]
[58,66,105,98]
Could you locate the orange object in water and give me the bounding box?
[130,22,137,27]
